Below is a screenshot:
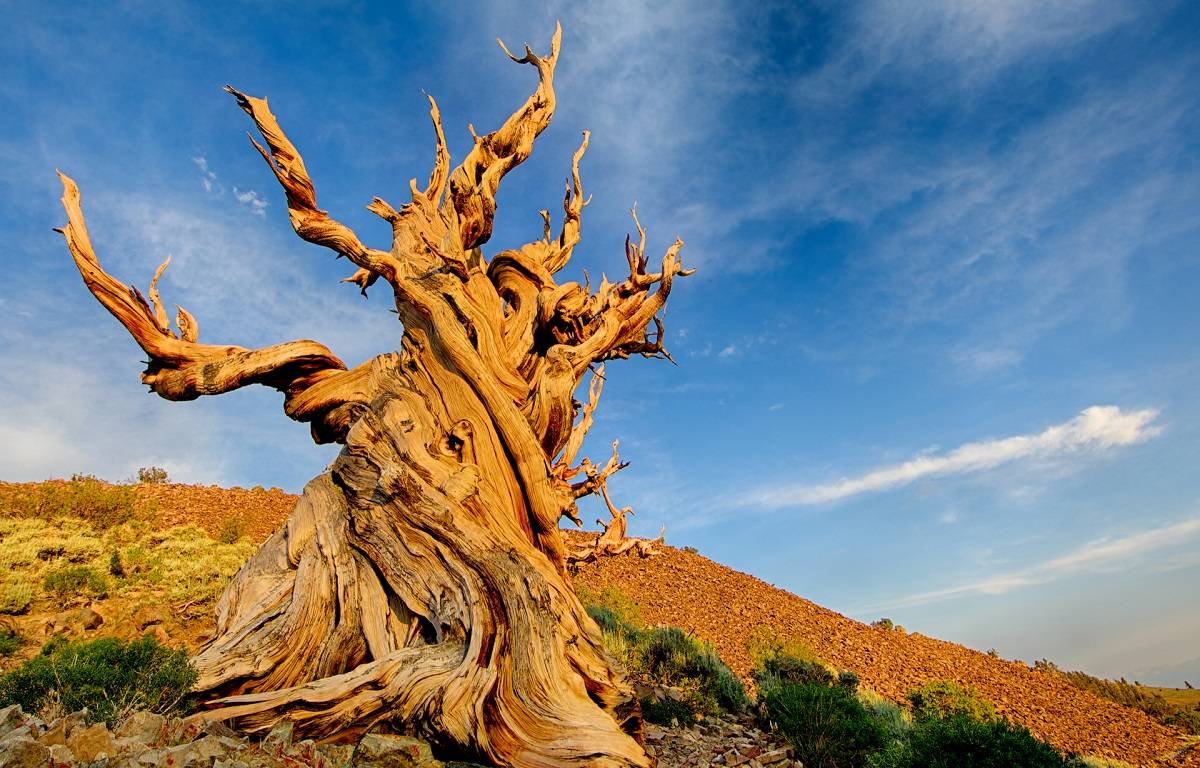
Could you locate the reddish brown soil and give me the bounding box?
[3,480,1194,765]
[571,540,1198,766]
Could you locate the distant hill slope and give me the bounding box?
[1,480,1195,765]
[570,538,1195,766]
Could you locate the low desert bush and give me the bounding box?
[755,652,837,695]
[762,682,889,768]
[217,517,246,545]
[867,714,1075,768]
[871,618,894,631]
[639,626,749,714]
[136,466,169,484]
[43,565,109,599]
[0,581,34,615]
[1047,665,1200,735]
[576,584,643,629]
[0,627,21,656]
[907,680,997,723]
[6,475,136,528]
[746,625,825,669]
[857,687,911,741]
[0,635,197,726]
[641,696,696,726]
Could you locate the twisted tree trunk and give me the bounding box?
[56,25,690,767]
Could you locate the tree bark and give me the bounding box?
[56,24,690,767]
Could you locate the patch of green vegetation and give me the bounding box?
[217,517,246,545]
[0,581,34,615]
[577,586,747,717]
[43,565,109,599]
[641,696,695,726]
[763,682,889,768]
[907,680,997,724]
[638,626,749,714]
[0,627,21,656]
[136,466,169,484]
[745,625,827,670]
[1035,660,1200,735]
[868,715,1077,768]
[576,584,643,628]
[3,475,137,528]
[0,635,196,726]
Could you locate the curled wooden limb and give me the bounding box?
[446,24,561,250]
[56,172,363,441]
[564,441,663,566]
[225,86,401,286]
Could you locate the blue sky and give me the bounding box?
[2,2,1198,686]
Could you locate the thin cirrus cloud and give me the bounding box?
[743,405,1162,509]
[854,514,1200,613]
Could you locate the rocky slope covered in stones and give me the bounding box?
[571,543,1198,766]
[2,480,1197,765]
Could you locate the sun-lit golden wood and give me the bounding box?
[56,24,690,767]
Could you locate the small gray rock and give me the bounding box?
[350,734,440,768]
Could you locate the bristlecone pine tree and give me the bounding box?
[55,25,691,768]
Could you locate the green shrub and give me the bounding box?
[217,517,246,545]
[641,696,695,725]
[576,585,643,629]
[908,680,997,723]
[872,618,894,631]
[0,581,34,615]
[43,566,109,599]
[857,688,911,742]
[1047,665,1199,735]
[0,627,21,656]
[10,476,136,527]
[108,551,125,578]
[755,652,837,696]
[746,625,824,668]
[839,670,861,692]
[639,626,749,714]
[0,635,197,726]
[763,682,888,768]
[136,466,169,484]
[868,714,1074,768]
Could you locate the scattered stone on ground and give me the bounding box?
[0,704,793,768]
[644,710,800,768]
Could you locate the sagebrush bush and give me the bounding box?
[136,466,169,484]
[639,626,749,714]
[0,635,197,725]
[867,714,1074,768]
[907,680,997,723]
[746,625,824,669]
[0,626,21,656]
[763,682,889,768]
[857,687,911,742]
[217,517,246,545]
[576,584,643,628]
[43,565,109,599]
[6,476,136,528]
[0,581,34,615]
[641,696,695,726]
[1049,665,1200,735]
[755,652,837,696]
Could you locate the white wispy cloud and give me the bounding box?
[855,514,1200,612]
[743,406,1162,509]
[192,155,219,193]
[233,186,269,217]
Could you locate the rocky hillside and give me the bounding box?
[2,480,1196,766]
